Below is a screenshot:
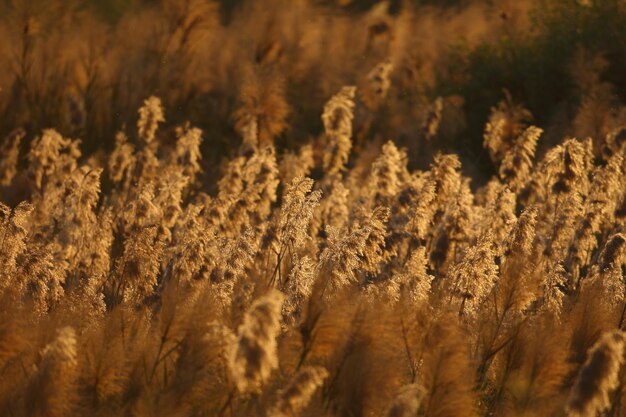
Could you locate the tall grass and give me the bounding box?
[0,1,625,417]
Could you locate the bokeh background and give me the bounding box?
[1,0,626,183]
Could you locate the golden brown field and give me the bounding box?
[0,0,625,416]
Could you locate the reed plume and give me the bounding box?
[449,231,499,315]
[0,201,33,294]
[137,96,165,145]
[0,128,25,187]
[322,86,357,177]
[173,123,203,183]
[483,91,532,165]
[368,140,408,207]
[277,177,322,252]
[566,330,626,417]
[269,366,328,417]
[228,289,284,393]
[499,125,541,192]
[363,59,393,109]
[422,97,444,140]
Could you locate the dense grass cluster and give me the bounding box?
[0,1,626,417]
[0,84,623,416]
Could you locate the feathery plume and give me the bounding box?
[449,232,499,315]
[278,177,322,251]
[430,178,474,269]
[228,289,284,393]
[121,184,162,232]
[566,330,626,417]
[483,91,532,164]
[0,202,33,294]
[241,146,280,225]
[504,206,538,258]
[479,183,516,251]
[429,153,462,209]
[358,206,391,275]
[597,233,626,271]
[137,96,165,144]
[283,256,316,325]
[27,129,81,191]
[108,131,135,184]
[547,138,592,195]
[368,141,408,207]
[166,204,212,286]
[319,223,371,294]
[0,128,25,187]
[588,153,622,214]
[269,366,328,417]
[319,206,390,295]
[394,174,436,241]
[210,229,256,288]
[173,123,203,183]
[543,190,584,262]
[279,144,314,186]
[422,97,444,140]
[540,263,568,320]
[565,207,603,278]
[499,125,541,191]
[602,126,626,159]
[154,170,188,229]
[218,156,247,201]
[588,263,625,308]
[395,246,433,305]
[483,117,506,163]
[315,179,350,233]
[237,113,259,153]
[115,224,165,305]
[322,86,356,177]
[363,59,393,109]
[16,242,65,315]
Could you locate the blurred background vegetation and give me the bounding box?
[1,0,625,185]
